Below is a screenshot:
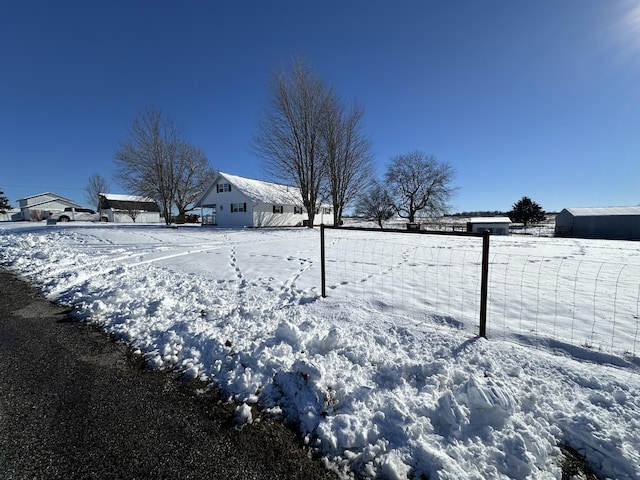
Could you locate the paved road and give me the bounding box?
[0,268,337,480]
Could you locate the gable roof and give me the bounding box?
[563,206,640,217]
[17,192,80,208]
[99,193,160,212]
[198,172,302,206]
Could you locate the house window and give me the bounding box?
[294,206,303,214]
[231,203,246,213]
[217,183,231,193]
[273,205,283,214]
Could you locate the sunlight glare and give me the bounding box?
[616,1,640,49]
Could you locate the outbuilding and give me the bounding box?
[194,172,333,228]
[99,194,162,223]
[15,192,81,221]
[554,207,640,240]
[466,217,511,235]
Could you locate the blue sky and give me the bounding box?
[2,0,639,213]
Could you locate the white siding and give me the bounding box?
[253,204,306,227]
[208,185,252,227]
[106,211,162,223]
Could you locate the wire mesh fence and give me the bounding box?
[321,226,640,361]
[487,253,640,358]
[321,226,488,336]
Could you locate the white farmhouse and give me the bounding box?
[195,172,333,228]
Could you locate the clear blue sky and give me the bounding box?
[2,0,639,213]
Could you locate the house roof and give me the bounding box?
[199,172,302,206]
[563,206,640,217]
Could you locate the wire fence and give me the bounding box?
[320,226,640,362]
[487,253,640,358]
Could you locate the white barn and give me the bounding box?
[195,172,333,228]
[555,207,640,240]
[99,194,162,223]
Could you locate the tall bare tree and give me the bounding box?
[84,173,109,211]
[322,99,373,226]
[253,57,331,227]
[114,107,214,224]
[385,151,456,223]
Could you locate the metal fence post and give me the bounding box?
[479,231,490,338]
[320,224,327,298]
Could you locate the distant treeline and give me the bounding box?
[448,211,506,217]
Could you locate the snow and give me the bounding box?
[100,193,156,203]
[1,222,639,479]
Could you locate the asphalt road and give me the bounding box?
[0,267,337,480]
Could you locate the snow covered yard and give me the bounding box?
[1,223,639,479]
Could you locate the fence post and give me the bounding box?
[320,224,327,298]
[479,231,490,338]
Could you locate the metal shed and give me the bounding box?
[554,207,640,240]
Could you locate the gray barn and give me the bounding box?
[555,207,640,240]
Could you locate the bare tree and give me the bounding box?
[253,57,331,227]
[114,108,177,224]
[385,151,456,223]
[173,143,216,222]
[355,180,394,229]
[124,205,140,223]
[85,173,109,210]
[322,99,373,226]
[114,107,214,225]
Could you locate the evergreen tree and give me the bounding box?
[509,196,545,227]
[0,189,10,214]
